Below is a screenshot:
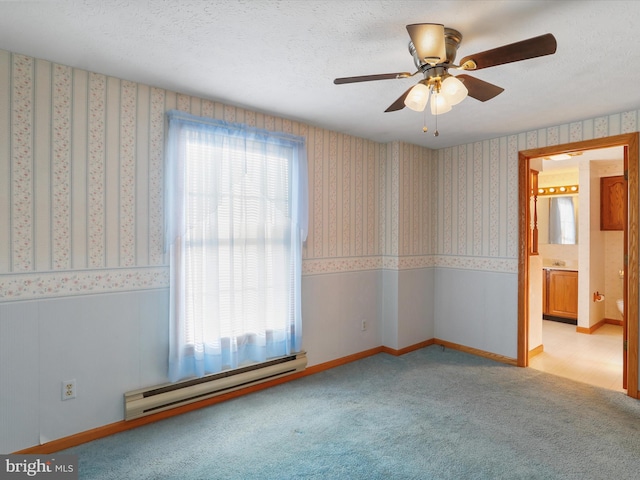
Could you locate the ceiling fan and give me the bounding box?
[334,24,557,117]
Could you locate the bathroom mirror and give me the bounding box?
[538,195,578,245]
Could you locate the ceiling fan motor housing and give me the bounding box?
[444,28,463,64]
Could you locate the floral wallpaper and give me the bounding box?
[0,48,638,301]
[0,50,400,301]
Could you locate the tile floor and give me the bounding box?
[529,319,625,392]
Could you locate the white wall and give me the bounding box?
[397,268,435,349]
[0,290,168,451]
[604,230,625,321]
[529,255,543,350]
[586,165,606,327]
[381,267,435,351]
[301,270,383,366]
[434,268,518,359]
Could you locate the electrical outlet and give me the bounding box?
[361,319,367,331]
[62,379,76,401]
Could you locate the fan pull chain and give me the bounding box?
[422,105,428,133]
[431,86,439,137]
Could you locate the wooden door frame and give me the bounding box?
[517,133,639,399]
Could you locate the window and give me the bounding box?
[165,111,308,382]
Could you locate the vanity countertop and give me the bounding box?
[542,266,578,272]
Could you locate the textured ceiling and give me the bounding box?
[1,1,640,149]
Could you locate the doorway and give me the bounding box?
[517,133,639,399]
[530,150,624,391]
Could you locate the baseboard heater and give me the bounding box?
[124,351,307,420]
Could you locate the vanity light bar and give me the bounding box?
[537,184,579,196]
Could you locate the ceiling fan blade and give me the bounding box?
[459,33,557,70]
[334,72,412,84]
[457,74,504,102]
[384,86,414,112]
[406,23,446,64]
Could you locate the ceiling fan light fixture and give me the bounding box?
[440,76,468,105]
[406,23,446,65]
[334,25,558,124]
[404,83,430,111]
[547,153,572,161]
[430,91,452,115]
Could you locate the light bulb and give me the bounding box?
[441,76,468,106]
[548,153,572,161]
[404,83,430,111]
[430,91,451,115]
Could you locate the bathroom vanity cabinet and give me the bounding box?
[543,268,578,324]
